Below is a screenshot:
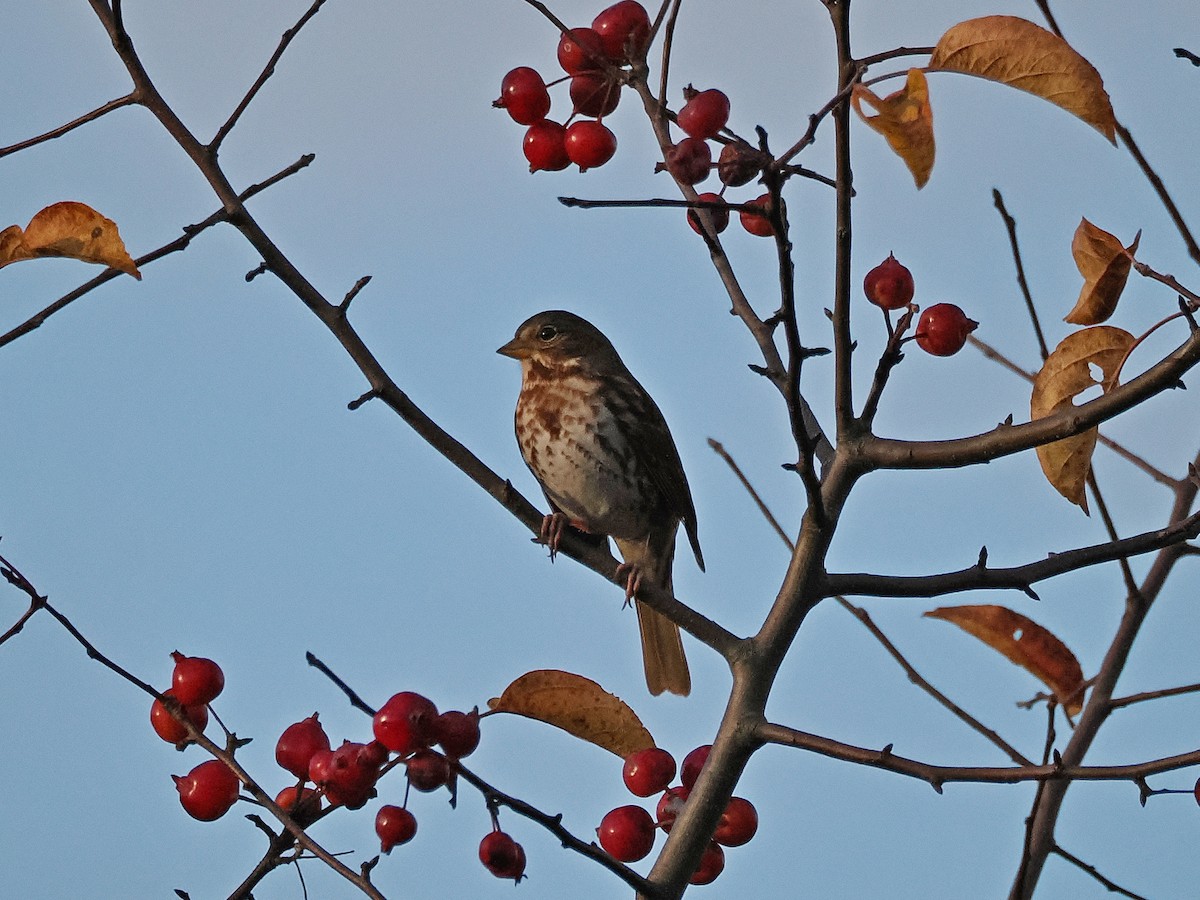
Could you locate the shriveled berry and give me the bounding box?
[275,713,331,780]
[569,72,621,118]
[678,88,730,140]
[598,805,656,862]
[557,27,607,75]
[739,194,775,237]
[373,691,439,756]
[680,744,712,790]
[714,796,758,846]
[522,120,570,173]
[655,785,689,832]
[565,120,617,171]
[406,749,451,793]
[687,192,729,236]
[863,253,914,310]
[174,759,240,821]
[623,747,677,797]
[479,831,526,882]
[592,1,651,61]
[150,689,208,745]
[718,141,764,187]
[665,137,712,185]
[494,67,551,125]
[170,651,224,706]
[689,841,725,885]
[915,303,978,356]
[313,740,381,810]
[376,805,418,852]
[433,710,481,759]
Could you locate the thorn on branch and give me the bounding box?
[977,546,989,568]
[361,856,379,880]
[1179,295,1200,331]
[339,275,372,313]
[246,813,278,840]
[1174,47,1200,66]
[245,261,269,282]
[1023,585,1042,602]
[348,390,378,411]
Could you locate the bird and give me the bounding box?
[498,310,704,696]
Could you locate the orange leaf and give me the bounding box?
[851,69,935,188]
[1064,219,1140,325]
[488,669,654,757]
[0,202,140,278]
[929,16,1116,143]
[925,605,1086,714]
[1030,326,1134,511]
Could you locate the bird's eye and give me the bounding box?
[536,325,558,342]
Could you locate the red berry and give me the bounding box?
[714,796,758,846]
[598,805,656,862]
[557,27,607,75]
[915,303,978,356]
[863,253,914,310]
[359,740,390,769]
[479,831,526,882]
[678,88,730,140]
[376,805,418,853]
[739,194,775,237]
[655,785,689,832]
[174,759,240,821]
[373,691,439,756]
[522,120,570,173]
[592,1,651,61]
[433,710,481,759]
[494,67,551,126]
[686,192,729,236]
[1193,777,1200,806]
[170,651,224,706]
[276,786,323,826]
[569,72,621,118]
[689,841,725,885]
[565,120,617,171]
[150,689,209,745]
[406,749,451,793]
[623,747,677,797]
[312,740,381,810]
[680,744,712,790]
[275,713,331,780]
[665,137,712,185]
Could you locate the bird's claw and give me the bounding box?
[615,562,642,607]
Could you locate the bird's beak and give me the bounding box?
[497,336,533,359]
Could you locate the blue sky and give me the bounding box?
[3,2,1199,898]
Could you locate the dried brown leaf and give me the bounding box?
[851,69,935,188]
[1064,219,1140,325]
[488,669,654,758]
[929,16,1116,143]
[0,201,140,278]
[925,604,1086,714]
[1030,326,1135,510]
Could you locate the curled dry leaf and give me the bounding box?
[925,604,1086,714]
[1030,326,1135,511]
[1064,219,1140,325]
[929,16,1117,143]
[488,669,654,758]
[0,201,141,278]
[851,69,935,189]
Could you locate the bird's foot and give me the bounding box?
[615,562,642,607]
[536,513,590,561]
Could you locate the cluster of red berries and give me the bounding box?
[595,744,758,885]
[494,2,777,240]
[494,1,652,173]
[863,253,978,356]
[148,652,240,821]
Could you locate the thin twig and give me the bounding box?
[1110,681,1200,710]
[707,438,794,550]
[0,93,140,158]
[992,190,1048,360]
[1051,844,1150,900]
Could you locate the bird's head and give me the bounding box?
[497,310,622,373]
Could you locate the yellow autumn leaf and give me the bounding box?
[925,605,1086,714]
[0,202,140,278]
[488,669,654,758]
[1030,326,1135,511]
[851,69,935,188]
[929,16,1116,143]
[1064,219,1140,325]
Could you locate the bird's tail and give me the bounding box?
[637,595,691,696]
